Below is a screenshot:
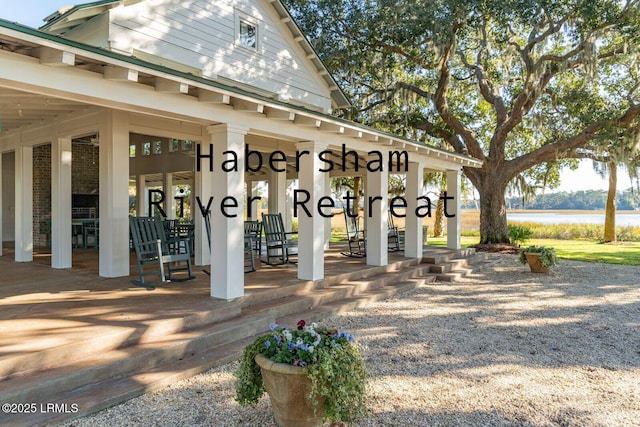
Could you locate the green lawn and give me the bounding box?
[428,236,640,266]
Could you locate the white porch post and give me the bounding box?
[249,181,260,221]
[267,168,287,216]
[0,152,3,257]
[296,141,327,281]
[15,146,33,262]
[163,172,175,219]
[0,153,3,257]
[285,179,294,233]
[51,137,72,268]
[324,173,332,249]
[208,124,247,300]
[99,110,130,277]
[446,169,462,250]
[404,162,424,259]
[135,174,146,216]
[365,157,388,266]
[193,138,212,266]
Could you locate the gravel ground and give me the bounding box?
[63,255,640,426]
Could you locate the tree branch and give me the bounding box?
[433,32,486,161]
[509,104,640,174]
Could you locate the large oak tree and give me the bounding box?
[284,0,640,243]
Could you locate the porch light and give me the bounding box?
[61,150,72,165]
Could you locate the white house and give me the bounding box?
[0,0,482,299]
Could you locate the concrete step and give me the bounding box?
[433,252,492,282]
[428,252,487,274]
[421,247,474,265]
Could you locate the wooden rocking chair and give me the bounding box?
[387,210,404,252]
[129,216,195,289]
[261,213,298,265]
[342,206,366,257]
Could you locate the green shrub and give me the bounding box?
[508,221,640,242]
[508,224,533,247]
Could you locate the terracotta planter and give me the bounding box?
[255,353,326,427]
[525,252,549,273]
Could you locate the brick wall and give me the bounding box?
[31,142,100,247]
[33,145,51,247]
[72,143,100,194]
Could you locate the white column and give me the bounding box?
[15,146,33,262]
[193,138,211,266]
[163,172,175,219]
[285,179,295,233]
[0,152,3,257]
[99,110,130,277]
[446,169,462,250]
[208,124,247,300]
[404,162,424,258]
[361,175,367,220]
[249,181,260,221]
[296,141,327,281]
[365,158,388,266]
[135,174,146,216]
[324,173,332,249]
[51,137,72,268]
[268,168,287,217]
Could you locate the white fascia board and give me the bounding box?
[0,42,481,170]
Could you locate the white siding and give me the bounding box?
[64,13,110,49]
[107,0,332,111]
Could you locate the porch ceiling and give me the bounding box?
[0,88,89,134]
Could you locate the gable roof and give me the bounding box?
[39,0,351,110]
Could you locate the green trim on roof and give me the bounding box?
[0,18,481,166]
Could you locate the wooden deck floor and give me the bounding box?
[0,242,441,365]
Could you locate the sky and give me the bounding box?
[1,1,68,28]
[1,3,634,194]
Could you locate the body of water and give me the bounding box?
[508,212,640,227]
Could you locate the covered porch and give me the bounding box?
[0,21,482,303]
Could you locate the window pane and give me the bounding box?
[143,142,151,156]
[170,139,180,152]
[129,144,136,158]
[182,140,193,151]
[240,21,257,48]
[154,140,162,154]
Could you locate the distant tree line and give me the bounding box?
[484,189,640,210]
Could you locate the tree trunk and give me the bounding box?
[603,162,617,243]
[353,176,362,216]
[477,179,510,244]
[433,189,445,237]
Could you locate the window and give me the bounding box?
[169,139,180,152]
[182,140,193,151]
[129,144,136,158]
[142,142,151,156]
[153,140,162,154]
[239,20,257,49]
